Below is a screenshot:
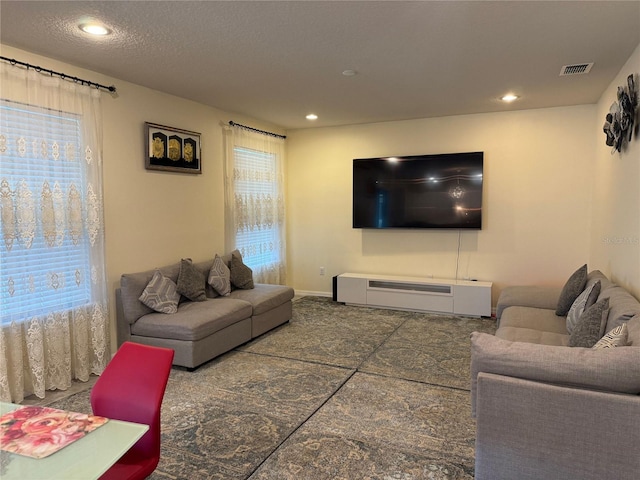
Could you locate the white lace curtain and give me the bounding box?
[224,124,287,284]
[0,63,109,403]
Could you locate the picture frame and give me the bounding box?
[145,122,201,174]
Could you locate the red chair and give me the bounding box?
[91,341,174,480]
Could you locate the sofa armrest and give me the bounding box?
[470,332,640,416]
[115,288,132,346]
[496,286,561,320]
[475,372,640,480]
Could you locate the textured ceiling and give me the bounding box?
[1,1,639,130]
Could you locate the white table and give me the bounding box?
[0,402,148,480]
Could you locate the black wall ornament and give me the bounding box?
[603,73,638,154]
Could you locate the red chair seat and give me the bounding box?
[91,342,174,480]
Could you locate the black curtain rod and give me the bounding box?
[0,56,117,94]
[228,121,286,139]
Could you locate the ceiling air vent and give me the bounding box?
[560,63,594,76]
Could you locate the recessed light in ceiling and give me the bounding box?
[79,23,111,36]
[501,94,519,102]
[306,114,318,120]
[342,70,358,77]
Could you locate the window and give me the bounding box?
[0,100,93,325]
[225,124,286,285]
[1,64,109,403]
[232,146,283,272]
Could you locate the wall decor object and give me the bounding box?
[603,73,638,154]
[145,122,201,173]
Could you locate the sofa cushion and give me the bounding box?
[495,286,561,321]
[121,263,181,324]
[177,258,207,302]
[627,315,640,346]
[221,249,239,267]
[495,326,569,346]
[470,331,640,416]
[569,298,609,347]
[131,298,253,342]
[230,253,254,289]
[138,270,180,314]
[499,306,568,334]
[121,260,218,324]
[566,280,601,334]
[208,254,231,296]
[229,284,294,316]
[593,324,628,349]
[598,284,640,333]
[556,264,587,316]
[585,270,612,291]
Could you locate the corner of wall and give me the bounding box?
[591,42,640,298]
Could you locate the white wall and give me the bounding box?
[591,42,640,298]
[286,106,597,304]
[1,45,283,349]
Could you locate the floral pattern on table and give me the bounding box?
[0,405,108,459]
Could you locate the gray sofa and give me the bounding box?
[471,269,640,480]
[116,253,294,369]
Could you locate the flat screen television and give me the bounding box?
[353,152,484,229]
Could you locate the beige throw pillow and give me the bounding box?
[138,270,180,314]
[208,254,231,296]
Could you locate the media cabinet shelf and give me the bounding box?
[336,273,492,317]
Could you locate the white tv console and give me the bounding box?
[336,273,492,317]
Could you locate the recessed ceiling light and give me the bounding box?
[501,94,519,102]
[306,114,318,120]
[342,70,358,77]
[80,23,111,36]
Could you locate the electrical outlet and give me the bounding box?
[319,267,325,276]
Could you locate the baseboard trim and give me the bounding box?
[294,290,332,298]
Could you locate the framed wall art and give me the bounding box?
[145,122,201,174]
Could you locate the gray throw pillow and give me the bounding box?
[176,258,207,301]
[556,264,588,316]
[138,270,180,314]
[208,254,231,296]
[230,253,254,289]
[569,297,609,347]
[566,280,601,334]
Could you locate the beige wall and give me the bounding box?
[591,42,640,298]
[1,45,283,348]
[3,40,637,342]
[286,106,597,304]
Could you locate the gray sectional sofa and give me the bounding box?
[471,268,640,480]
[115,252,294,369]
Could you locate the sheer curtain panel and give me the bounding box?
[224,124,287,284]
[0,63,109,403]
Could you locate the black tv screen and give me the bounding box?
[353,152,483,229]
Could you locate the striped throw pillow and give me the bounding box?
[592,323,628,350]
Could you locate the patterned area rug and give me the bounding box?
[49,296,495,479]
